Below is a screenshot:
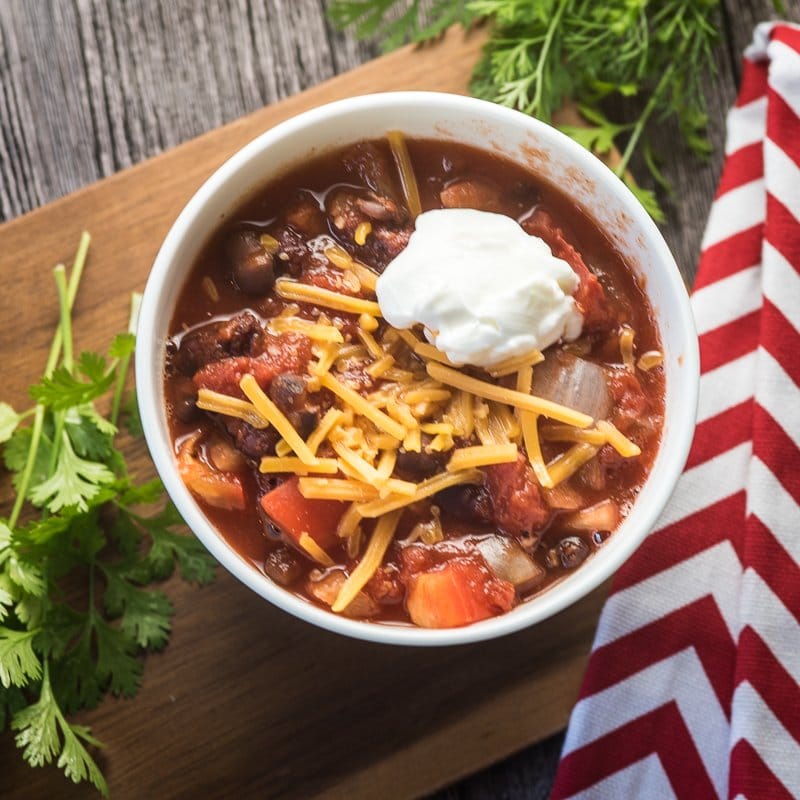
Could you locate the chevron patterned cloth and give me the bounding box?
[551,22,800,800]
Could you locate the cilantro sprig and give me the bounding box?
[0,234,216,795]
[329,0,724,220]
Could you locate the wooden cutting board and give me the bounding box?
[0,27,607,799]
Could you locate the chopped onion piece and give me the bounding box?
[533,353,612,420]
[306,569,378,618]
[563,499,620,532]
[475,535,545,594]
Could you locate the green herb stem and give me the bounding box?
[615,60,676,179]
[8,232,91,528]
[531,0,568,118]
[111,292,142,427]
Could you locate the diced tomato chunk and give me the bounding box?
[608,369,649,434]
[192,332,312,397]
[484,455,551,536]
[178,436,246,511]
[522,208,615,331]
[260,477,345,552]
[405,557,515,629]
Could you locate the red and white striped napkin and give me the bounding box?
[551,22,800,800]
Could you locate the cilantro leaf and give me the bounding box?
[109,332,136,360]
[12,678,61,767]
[0,628,42,688]
[29,432,115,513]
[0,574,15,621]
[65,412,114,462]
[145,511,217,585]
[119,478,165,507]
[12,668,108,796]
[0,401,21,443]
[29,360,115,410]
[6,553,46,598]
[122,391,143,437]
[103,568,173,650]
[94,618,142,698]
[4,427,54,500]
[77,404,118,437]
[57,722,108,796]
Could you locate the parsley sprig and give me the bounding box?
[0,234,216,795]
[329,0,723,220]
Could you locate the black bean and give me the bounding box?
[268,373,306,414]
[394,449,444,481]
[227,229,275,294]
[172,376,199,422]
[557,536,590,569]
[263,546,304,586]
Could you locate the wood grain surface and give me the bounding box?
[1,2,798,798]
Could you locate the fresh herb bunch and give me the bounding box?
[329,0,722,220]
[0,234,216,795]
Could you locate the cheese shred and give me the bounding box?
[240,374,318,464]
[547,443,601,485]
[275,278,382,316]
[196,389,270,429]
[331,510,402,613]
[321,372,406,439]
[298,478,378,502]
[596,420,642,457]
[259,456,339,475]
[620,326,636,371]
[298,532,336,567]
[447,443,518,471]
[427,362,593,428]
[356,468,483,518]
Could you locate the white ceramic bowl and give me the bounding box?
[136,92,699,646]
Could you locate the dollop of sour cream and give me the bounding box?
[375,209,583,368]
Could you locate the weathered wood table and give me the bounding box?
[0,2,797,798]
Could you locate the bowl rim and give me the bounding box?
[135,90,699,646]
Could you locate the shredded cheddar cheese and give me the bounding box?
[620,325,636,371]
[596,420,642,457]
[298,532,336,567]
[366,354,396,378]
[539,424,607,446]
[331,510,402,613]
[354,221,372,245]
[337,503,363,538]
[298,478,378,502]
[359,312,379,332]
[426,362,593,428]
[447,443,518,471]
[357,327,385,359]
[259,456,339,475]
[413,341,458,366]
[320,372,406,439]
[546,443,601,485]
[201,276,219,302]
[331,440,383,485]
[305,408,344,456]
[196,389,270,429]
[637,350,664,371]
[240,375,318,464]
[488,349,544,377]
[356,468,483,518]
[275,278,382,316]
[270,316,344,343]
